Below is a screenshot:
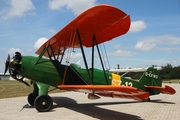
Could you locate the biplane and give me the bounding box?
[4,4,175,112]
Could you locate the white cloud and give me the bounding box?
[48,29,56,34]
[34,37,48,50]
[70,52,82,59]
[113,44,121,49]
[62,52,82,64]
[111,50,136,57]
[129,20,146,32]
[8,48,21,55]
[165,58,180,66]
[0,0,35,20]
[48,0,97,15]
[135,41,156,51]
[135,35,180,51]
[157,48,180,53]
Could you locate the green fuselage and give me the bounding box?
[19,56,146,91]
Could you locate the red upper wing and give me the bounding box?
[36,4,130,57]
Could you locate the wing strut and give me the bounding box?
[35,47,48,65]
[91,35,95,84]
[46,45,64,80]
[94,36,109,85]
[76,29,92,84]
[47,45,56,61]
[59,49,66,64]
[36,45,67,85]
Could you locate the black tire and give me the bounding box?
[147,98,151,102]
[34,95,53,112]
[27,93,37,106]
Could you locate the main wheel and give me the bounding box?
[34,95,53,112]
[27,93,37,106]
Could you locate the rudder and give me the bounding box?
[139,67,162,87]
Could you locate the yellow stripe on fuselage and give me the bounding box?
[111,73,121,86]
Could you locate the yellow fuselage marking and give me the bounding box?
[111,73,121,86]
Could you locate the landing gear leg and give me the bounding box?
[34,82,53,112]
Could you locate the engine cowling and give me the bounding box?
[8,52,24,80]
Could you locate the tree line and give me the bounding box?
[123,64,180,80]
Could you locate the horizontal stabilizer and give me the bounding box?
[145,85,176,95]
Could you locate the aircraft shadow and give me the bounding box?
[21,97,174,120]
[19,103,34,112]
[52,97,144,120]
[149,99,175,104]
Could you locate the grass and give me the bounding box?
[0,80,63,99]
[162,79,180,84]
[0,79,179,99]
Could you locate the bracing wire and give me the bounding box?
[99,43,111,70]
[61,30,76,85]
[64,29,76,64]
[99,44,107,69]
[103,43,110,69]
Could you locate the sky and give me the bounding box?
[0,0,180,73]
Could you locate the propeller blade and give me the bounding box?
[4,54,10,75]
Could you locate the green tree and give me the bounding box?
[169,66,180,79]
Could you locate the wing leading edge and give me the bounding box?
[58,85,149,101]
[36,4,130,57]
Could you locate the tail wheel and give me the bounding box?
[147,98,151,102]
[27,93,37,106]
[34,95,53,112]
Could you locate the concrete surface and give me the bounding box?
[0,84,179,120]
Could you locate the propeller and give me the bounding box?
[4,53,30,87]
[4,54,10,75]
